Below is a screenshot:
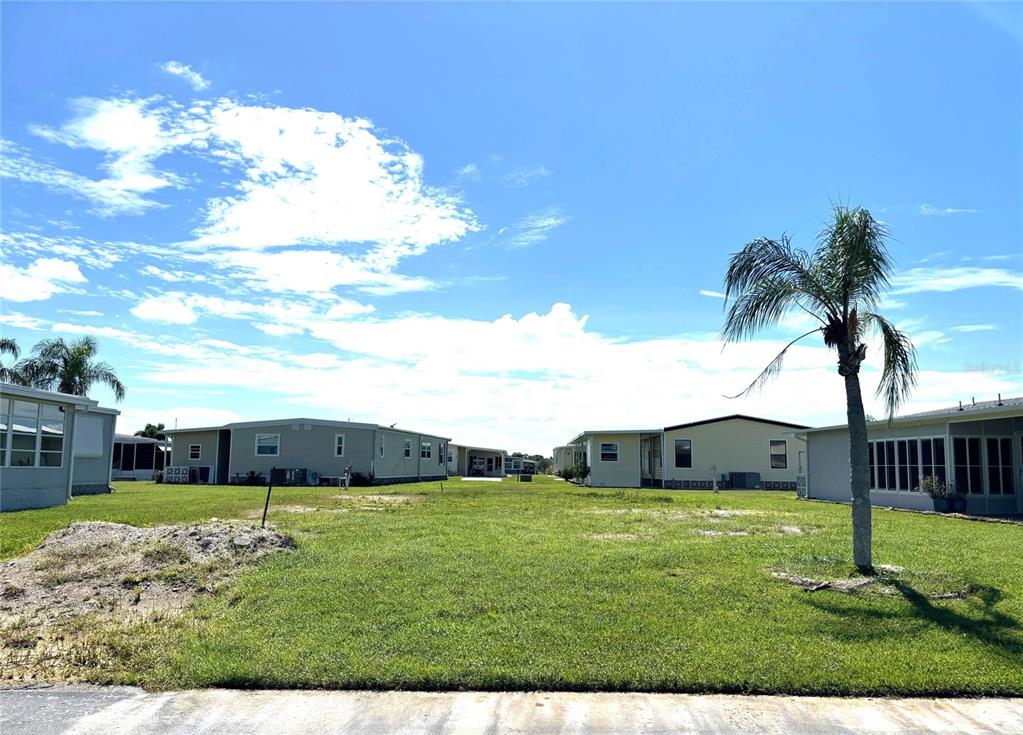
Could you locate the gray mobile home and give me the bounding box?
[1,382,119,511]
[111,434,169,481]
[799,397,1023,516]
[166,418,450,485]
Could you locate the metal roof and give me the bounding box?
[165,417,450,440]
[799,396,1023,434]
[663,414,810,432]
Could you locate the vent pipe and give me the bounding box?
[998,393,1003,406]
[958,401,963,412]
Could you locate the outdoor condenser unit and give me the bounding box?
[728,472,761,490]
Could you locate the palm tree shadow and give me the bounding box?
[803,580,1023,665]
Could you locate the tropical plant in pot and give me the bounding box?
[920,475,951,512]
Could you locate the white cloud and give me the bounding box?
[0,311,49,331]
[503,165,550,187]
[58,309,104,317]
[916,203,978,216]
[191,102,478,252]
[699,289,726,299]
[159,61,210,91]
[950,324,997,333]
[129,291,374,328]
[502,207,570,248]
[0,140,162,216]
[455,163,481,181]
[0,257,86,302]
[891,266,1023,294]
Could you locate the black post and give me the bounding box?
[261,467,274,529]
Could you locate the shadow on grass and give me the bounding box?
[803,579,1023,665]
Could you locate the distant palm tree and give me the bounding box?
[18,336,126,401]
[722,205,917,572]
[0,338,27,384]
[135,423,167,440]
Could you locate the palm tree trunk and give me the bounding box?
[844,371,873,572]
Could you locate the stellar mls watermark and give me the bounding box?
[963,360,1021,374]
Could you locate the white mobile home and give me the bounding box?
[565,415,807,490]
[800,397,1022,516]
[450,444,506,477]
[166,417,450,486]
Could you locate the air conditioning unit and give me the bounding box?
[270,468,308,485]
[729,471,761,490]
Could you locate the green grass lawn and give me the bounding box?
[3,476,1021,695]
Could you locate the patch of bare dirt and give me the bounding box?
[334,494,419,505]
[242,504,350,519]
[695,529,749,537]
[586,533,640,541]
[0,521,293,683]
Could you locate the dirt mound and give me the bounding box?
[0,521,293,682]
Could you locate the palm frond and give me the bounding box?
[724,328,823,399]
[722,276,806,343]
[863,312,917,420]
[0,338,19,360]
[818,206,894,314]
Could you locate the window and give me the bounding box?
[37,404,64,468]
[953,437,983,494]
[897,440,909,490]
[599,442,619,462]
[404,439,412,459]
[769,440,787,469]
[112,441,122,469]
[884,440,897,491]
[121,444,136,471]
[255,434,280,457]
[134,443,155,471]
[421,441,432,459]
[377,435,384,458]
[189,444,201,461]
[908,439,920,491]
[674,439,692,469]
[0,399,9,467]
[868,442,876,489]
[10,400,39,467]
[448,451,453,464]
[438,442,445,465]
[334,434,345,457]
[986,437,1014,495]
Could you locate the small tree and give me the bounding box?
[722,205,917,572]
[0,338,27,385]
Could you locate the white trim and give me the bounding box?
[673,438,693,469]
[420,440,433,460]
[378,434,385,459]
[335,433,346,458]
[254,433,280,457]
[189,444,202,461]
[868,435,946,493]
[598,442,619,463]
[403,438,412,459]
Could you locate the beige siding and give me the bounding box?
[170,430,220,470]
[587,433,643,488]
[663,418,807,487]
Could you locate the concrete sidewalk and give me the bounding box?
[2,686,1021,734]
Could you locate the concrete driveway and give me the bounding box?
[2,686,1021,734]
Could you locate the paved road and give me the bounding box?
[2,686,1021,734]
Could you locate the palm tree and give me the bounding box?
[18,336,126,401]
[0,338,27,384]
[721,205,917,572]
[135,423,167,440]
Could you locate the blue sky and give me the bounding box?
[2,2,1021,453]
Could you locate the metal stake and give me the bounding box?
[261,467,274,529]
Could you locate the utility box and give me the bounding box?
[518,474,533,483]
